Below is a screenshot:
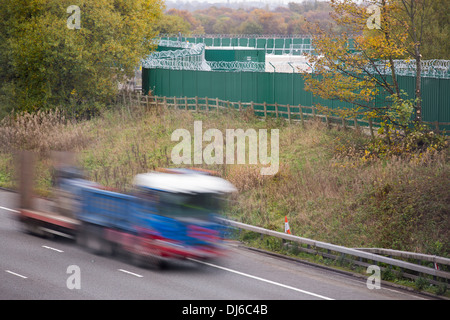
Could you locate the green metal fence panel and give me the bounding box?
[235,49,266,63]
[203,38,212,46]
[211,71,227,99]
[438,79,450,130]
[240,72,256,103]
[222,38,231,47]
[421,77,450,131]
[143,68,450,129]
[205,49,235,62]
[204,48,265,63]
[421,77,440,123]
[256,38,266,49]
[258,72,274,104]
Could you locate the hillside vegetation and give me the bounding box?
[0,104,448,256]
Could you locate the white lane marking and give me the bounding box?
[0,206,19,213]
[189,258,334,300]
[118,269,144,278]
[5,270,28,279]
[42,245,64,253]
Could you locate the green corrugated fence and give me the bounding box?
[142,68,450,131]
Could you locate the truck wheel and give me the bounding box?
[148,253,165,270]
[131,252,147,268]
[131,252,164,270]
[80,224,111,256]
[144,244,165,270]
[130,241,163,269]
[22,219,45,237]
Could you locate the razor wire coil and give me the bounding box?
[143,39,450,78]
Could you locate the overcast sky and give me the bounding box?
[170,0,316,3]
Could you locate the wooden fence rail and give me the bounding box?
[121,91,449,135]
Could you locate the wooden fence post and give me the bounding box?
[369,118,374,139]
[264,102,267,120]
[287,104,291,123]
[299,105,304,126]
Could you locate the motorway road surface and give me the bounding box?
[0,190,433,302]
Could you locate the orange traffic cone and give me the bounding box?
[284,216,291,234]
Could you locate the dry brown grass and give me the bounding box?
[223,120,449,254]
[0,104,448,255]
[0,109,90,156]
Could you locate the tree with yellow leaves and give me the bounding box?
[304,0,435,128]
[304,0,447,157]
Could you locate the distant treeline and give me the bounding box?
[155,1,348,35]
[156,0,449,60]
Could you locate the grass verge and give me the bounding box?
[0,103,448,295]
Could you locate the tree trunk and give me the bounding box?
[382,0,401,98]
[414,47,422,123]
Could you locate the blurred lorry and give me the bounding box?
[17,151,236,268]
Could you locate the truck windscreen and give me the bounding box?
[158,192,222,219]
